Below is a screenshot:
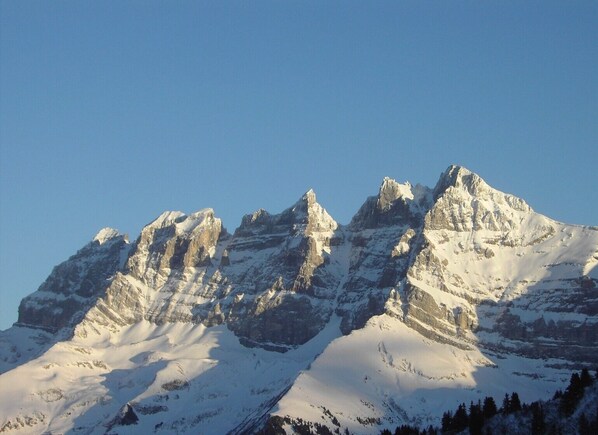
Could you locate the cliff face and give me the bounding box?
[11,165,598,361]
[16,229,130,332]
[394,166,598,362]
[2,165,596,434]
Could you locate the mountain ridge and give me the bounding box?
[1,165,596,434]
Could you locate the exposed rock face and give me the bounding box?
[7,166,598,362]
[80,209,225,331]
[16,229,130,332]
[335,179,432,334]
[106,403,139,429]
[70,190,342,349]
[1,165,597,435]
[126,210,222,285]
[395,166,598,362]
[217,190,340,349]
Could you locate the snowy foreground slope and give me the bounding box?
[0,165,597,434]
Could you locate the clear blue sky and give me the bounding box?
[1,1,597,330]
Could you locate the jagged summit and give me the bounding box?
[238,189,337,236]
[302,188,317,203]
[241,208,271,226]
[93,227,125,245]
[433,164,479,197]
[1,165,596,435]
[289,188,319,215]
[145,210,186,229]
[292,189,337,234]
[378,177,414,211]
[349,176,432,229]
[433,164,531,212]
[142,209,220,234]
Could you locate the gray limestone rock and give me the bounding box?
[8,165,598,366]
[17,229,130,332]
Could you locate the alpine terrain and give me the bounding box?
[1,165,596,434]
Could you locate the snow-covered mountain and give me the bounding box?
[1,165,596,434]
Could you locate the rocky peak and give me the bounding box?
[243,208,271,226]
[93,227,126,245]
[172,209,220,236]
[289,189,320,216]
[17,229,130,332]
[433,165,482,198]
[426,165,533,232]
[377,177,414,211]
[214,190,340,349]
[433,165,531,210]
[126,209,223,284]
[350,177,431,230]
[238,190,337,236]
[296,189,337,234]
[302,188,317,205]
[146,210,186,230]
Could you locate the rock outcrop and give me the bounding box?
[9,166,598,362]
[16,229,130,332]
[1,165,597,435]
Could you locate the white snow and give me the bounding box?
[93,228,122,245]
[274,314,572,433]
[1,166,596,434]
[0,318,343,434]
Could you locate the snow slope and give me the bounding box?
[274,314,574,434]
[0,165,596,434]
[0,319,342,434]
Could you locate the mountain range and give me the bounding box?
[1,165,596,434]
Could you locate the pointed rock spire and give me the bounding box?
[93,228,124,245]
[303,188,316,203]
[377,177,414,211]
[433,164,492,198]
[291,188,337,233]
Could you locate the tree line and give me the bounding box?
[381,368,597,435]
[261,368,598,435]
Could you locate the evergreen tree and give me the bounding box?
[578,413,590,435]
[468,401,484,435]
[482,396,497,419]
[453,403,469,432]
[546,423,562,435]
[560,372,584,416]
[510,392,522,412]
[501,393,510,414]
[530,402,545,435]
[441,411,453,432]
[580,368,593,388]
[392,424,419,435]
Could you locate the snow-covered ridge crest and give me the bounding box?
[294,188,338,233]
[146,210,186,229]
[239,189,337,234]
[93,227,125,245]
[378,177,414,210]
[1,164,596,435]
[378,176,433,213]
[173,208,220,235]
[434,164,531,212]
[349,176,432,230]
[125,208,223,287]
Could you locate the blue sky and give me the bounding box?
[1,1,597,330]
